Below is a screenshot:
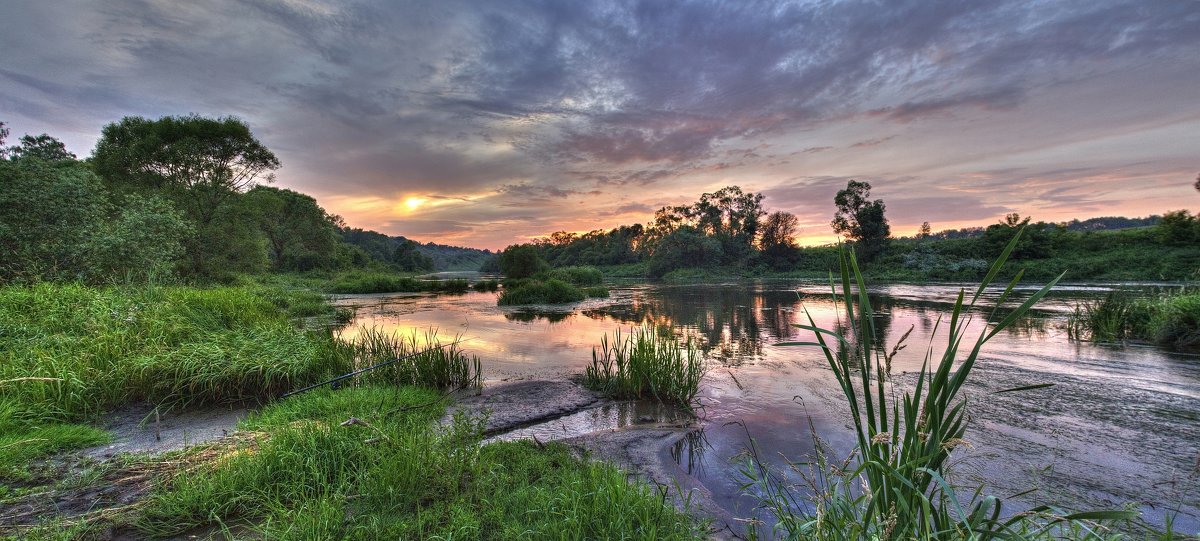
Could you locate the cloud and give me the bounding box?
[2,0,1198,248]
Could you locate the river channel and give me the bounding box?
[332,276,1200,535]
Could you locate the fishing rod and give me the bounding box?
[280,337,473,399]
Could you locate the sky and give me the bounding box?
[2,0,1198,249]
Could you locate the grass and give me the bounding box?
[0,283,352,480]
[544,266,604,286]
[473,279,501,292]
[584,327,705,412]
[742,231,1149,539]
[498,278,587,305]
[130,385,701,540]
[339,328,481,391]
[1067,289,1200,352]
[328,271,425,294]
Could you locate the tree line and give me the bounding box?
[0,117,486,284]
[497,177,1199,280]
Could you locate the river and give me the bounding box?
[332,276,1200,535]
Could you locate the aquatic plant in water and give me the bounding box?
[742,230,1143,539]
[584,326,704,413]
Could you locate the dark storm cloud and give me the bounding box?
[2,0,1198,246]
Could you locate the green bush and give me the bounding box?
[329,272,424,294]
[1147,292,1200,351]
[472,279,500,292]
[497,279,586,305]
[584,286,610,298]
[427,278,469,293]
[545,266,604,286]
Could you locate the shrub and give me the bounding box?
[584,286,609,298]
[329,272,424,294]
[545,266,603,286]
[497,279,585,305]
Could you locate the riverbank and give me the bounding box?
[0,283,703,539]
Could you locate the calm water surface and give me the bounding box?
[335,278,1200,534]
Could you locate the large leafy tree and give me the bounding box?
[759,211,800,269]
[831,180,890,259]
[648,186,765,263]
[92,115,280,276]
[242,186,341,271]
[8,134,76,162]
[498,244,549,279]
[92,115,280,227]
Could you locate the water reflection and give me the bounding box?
[335,281,1200,532]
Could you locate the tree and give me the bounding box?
[1158,210,1199,246]
[646,186,765,263]
[981,213,1056,259]
[93,115,280,277]
[242,186,341,271]
[498,244,549,279]
[391,239,435,272]
[92,115,280,227]
[1194,172,1199,193]
[0,121,8,159]
[647,226,724,279]
[918,222,932,239]
[8,134,76,162]
[831,180,890,259]
[759,211,800,269]
[86,195,191,282]
[0,158,108,282]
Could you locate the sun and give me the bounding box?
[403,197,426,211]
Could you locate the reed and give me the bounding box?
[584,327,705,412]
[342,328,481,390]
[743,230,1142,539]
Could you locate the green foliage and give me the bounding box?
[473,279,500,292]
[243,186,342,272]
[647,226,724,279]
[329,272,425,294]
[390,239,435,272]
[746,234,1142,539]
[6,134,76,162]
[341,328,481,390]
[86,194,192,282]
[0,284,350,422]
[498,244,550,279]
[650,186,764,263]
[0,159,109,283]
[136,386,700,539]
[92,115,281,278]
[1146,292,1200,351]
[497,278,586,305]
[1157,210,1200,246]
[0,283,349,474]
[427,278,470,293]
[831,180,890,260]
[584,327,704,412]
[1071,291,1200,352]
[584,286,610,298]
[982,213,1057,259]
[544,265,604,286]
[760,211,801,270]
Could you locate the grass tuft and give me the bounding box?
[584,327,705,412]
[497,278,587,305]
[743,231,1146,539]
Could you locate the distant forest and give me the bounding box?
[0,116,488,285]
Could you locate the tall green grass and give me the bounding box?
[0,283,350,424]
[545,266,604,286]
[743,231,1143,539]
[497,278,587,305]
[328,272,425,294]
[135,385,701,539]
[584,327,705,412]
[340,328,481,390]
[1066,290,1200,352]
[0,283,352,480]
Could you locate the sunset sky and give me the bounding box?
[2,0,1198,249]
